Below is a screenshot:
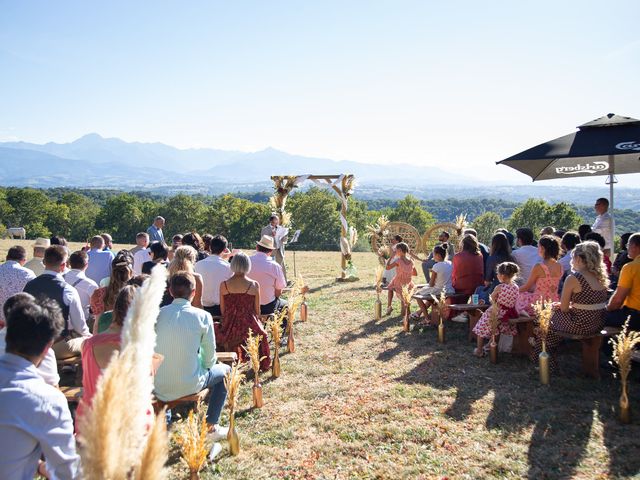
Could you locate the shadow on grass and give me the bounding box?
[395,322,640,479]
[336,314,401,346]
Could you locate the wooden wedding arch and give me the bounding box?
[270,174,356,280]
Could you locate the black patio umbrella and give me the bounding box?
[497,113,640,210]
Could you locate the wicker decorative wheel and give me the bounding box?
[422,223,463,256]
[370,221,424,256]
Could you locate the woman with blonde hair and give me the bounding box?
[530,241,609,372]
[168,245,203,308]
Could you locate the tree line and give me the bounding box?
[1,186,637,250]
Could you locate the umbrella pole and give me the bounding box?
[608,155,615,212]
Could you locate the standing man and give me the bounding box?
[261,214,287,281]
[0,297,81,479]
[24,246,90,360]
[0,246,36,324]
[593,197,614,257]
[147,216,165,244]
[24,238,50,276]
[194,235,232,317]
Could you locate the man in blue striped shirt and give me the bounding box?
[154,272,230,439]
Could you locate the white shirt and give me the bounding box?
[0,329,59,386]
[592,211,614,251]
[0,260,36,323]
[63,269,98,319]
[133,248,152,275]
[194,255,232,307]
[559,250,573,273]
[512,245,542,287]
[249,252,287,305]
[432,260,454,293]
[0,353,80,480]
[32,271,90,337]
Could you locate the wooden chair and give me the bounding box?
[59,386,83,404]
[153,388,210,414]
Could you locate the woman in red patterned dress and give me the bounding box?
[217,252,270,371]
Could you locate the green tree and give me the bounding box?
[44,203,71,238]
[202,195,270,248]
[59,192,100,241]
[96,193,147,243]
[388,195,435,234]
[160,194,208,237]
[288,188,341,250]
[472,212,505,246]
[508,199,583,234]
[4,187,53,238]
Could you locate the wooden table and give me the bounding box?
[448,303,490,342]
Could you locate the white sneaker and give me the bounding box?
[208,425,229,442]
[451,313,468,323]
[209,442,222,461]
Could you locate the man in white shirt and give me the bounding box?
[63,250,99,327]
[512,228,542,288]
[592,197,614,256]
[249,235,287,315]
[133,239,152,276]
[85,235,115,284]
[195,235,232,317]
[0,296,80,479]
[24,246,90,360]
[558,231,580,273]
[23,237,49,276]
[130,231,150,257]
[0,246,36,324]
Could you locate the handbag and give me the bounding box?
[498,334,513,353]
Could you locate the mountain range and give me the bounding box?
[1,134,639,210]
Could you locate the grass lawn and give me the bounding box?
[2,240,640,479]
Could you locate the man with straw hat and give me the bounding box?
[261,214,288,281]
[24,238,50,277]
[249,235,287,316]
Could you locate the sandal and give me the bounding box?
[473,347,486,358]
[386,306,393,316]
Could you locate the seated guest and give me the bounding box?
[0,246,36,323]
[86,235,115,284]
[218,253,270,371]
[578,224,592,241]
[1,293,59,387]
[142,241,169,275]
[64,250,99,328]
[539,226,555,236]
[512,228,542,288]
[606,233,640,331]
[249,235,287,315]
[531,241,609,372]
[611,233,633,289]
[168,234,183,262]
[495,228,515,249]
[169,245,203,308]
[452,234,484,297]
[419,231,453,282]
[463,228,489,263]
[558,231,581,274]
[130,231,150,256]
[24,237,49,276]
[202,233,214,254]
[77,285,138,430]
[90,252,133,326]
[24,246,90,360]
[585,232,611,274]
[413,243,454,322]
[480,232,515,301]
[182,232,208,262]
[195,235,232,316]
[100,233,114,252]
[516,235,562,316]
[0,296,80,479]
[154,272,230,437]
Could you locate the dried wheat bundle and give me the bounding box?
[401,285,415,306]
[242,329,266,376]
[365,215,390,239]
[78,266,169,479]
[374,265,384,294]
[533,299,553,349]
[224,361,246,416]
[267,311,285,345]
[174,402,210,478]
[341,175,355,197]
[436,290,448,321]
[349,226,358,249]
[611,317,640,384]
[455,214,468,233]
[136,411,169,480]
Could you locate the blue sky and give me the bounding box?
[1,1,639,186]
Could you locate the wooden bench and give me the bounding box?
[216,352,238,365]
[555,327,621,379]
[60,386,83,403]
[509,316,534,356]
[153,388,210,413]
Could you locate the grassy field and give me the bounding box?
[2,240,640,479]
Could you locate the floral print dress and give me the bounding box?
[473,282,520,339]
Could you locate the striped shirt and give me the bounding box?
[153,299,216,401]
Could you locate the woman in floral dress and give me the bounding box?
[530,241,609,372]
